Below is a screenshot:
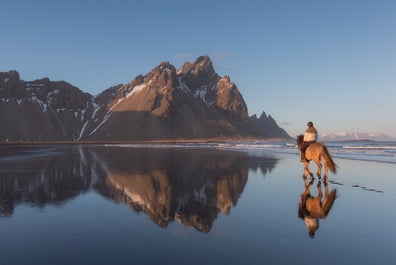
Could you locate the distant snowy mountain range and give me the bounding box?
[320,132,396,141]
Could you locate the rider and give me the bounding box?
[300,121,318,162]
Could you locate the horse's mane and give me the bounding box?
[297,134,304,147]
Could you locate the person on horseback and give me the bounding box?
[299,121,318,162]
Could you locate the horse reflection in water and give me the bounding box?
[297,134,337,179]
[298,177,338,238]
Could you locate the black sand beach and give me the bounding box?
[0,144,395,265]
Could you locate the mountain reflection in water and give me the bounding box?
[0,145,278,232]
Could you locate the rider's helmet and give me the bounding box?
[307,121,313,127]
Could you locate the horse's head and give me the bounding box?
[297,134,304,147]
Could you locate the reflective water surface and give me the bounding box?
[0,145,395,265]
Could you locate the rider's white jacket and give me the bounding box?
[304,127,318,142]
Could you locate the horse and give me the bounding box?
[298,178,338,238]
[297,134,337,179]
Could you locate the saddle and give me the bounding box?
[300,141,314,151]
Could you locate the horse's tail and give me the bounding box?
[321,145,337,174]
[322,189,337,216]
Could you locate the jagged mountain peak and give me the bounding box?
[0,70,20,82]
[189,55,216,80]
[95,61,180,113]
[192,55,215,73]
[177,61,192,75]
[221,75,231,82]
[259,111,268,119]
[249,112,292,139]
[81,56,255,140]
[1,56,291,141]
[178,55,214,75]
[0,70,95,141]
[177,56,218,103]
[1,70,25,99]
[158,61,174,69]
[144,61,178,90]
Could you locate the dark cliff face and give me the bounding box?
[178,56,248,122]
[0,56,290,141]
[249,112,292,139]
[84,56,256,140]
[0,71,94,141]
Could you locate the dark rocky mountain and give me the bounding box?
[0,56,291,142]
[85,56,256,140]
[0,70,95,141]
[249,112,291,139]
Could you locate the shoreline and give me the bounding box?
[0,137,291,146]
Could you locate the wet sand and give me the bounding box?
[0,145,395,265]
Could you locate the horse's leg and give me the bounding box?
[303,175,314,187]
[321,155,329,179]
[314,159,322,179]
[322,181,330,204]
[303,148,313,177]
[303,166,310,178]
[301,166,307,178]
[317,181,323,200]
[304,181,311,195]
[303,175,308,186]
[305,162,313,177]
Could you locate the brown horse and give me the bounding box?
[297,135,337,179]
[298,178,338,238]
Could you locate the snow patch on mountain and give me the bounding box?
[89,111,113,136]
[194,84,215,106]
[177,77,190,94]
[127,84,145,97]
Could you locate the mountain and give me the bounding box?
[0,70,95,141]
[320,132,396,141]
[249,112,292,139]
[84,56,257,140]
[0,56,291,142]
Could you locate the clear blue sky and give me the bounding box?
[1,0,396,137]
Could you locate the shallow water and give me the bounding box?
[0,145,395,265]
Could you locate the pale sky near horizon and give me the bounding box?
[1,0,396,137]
